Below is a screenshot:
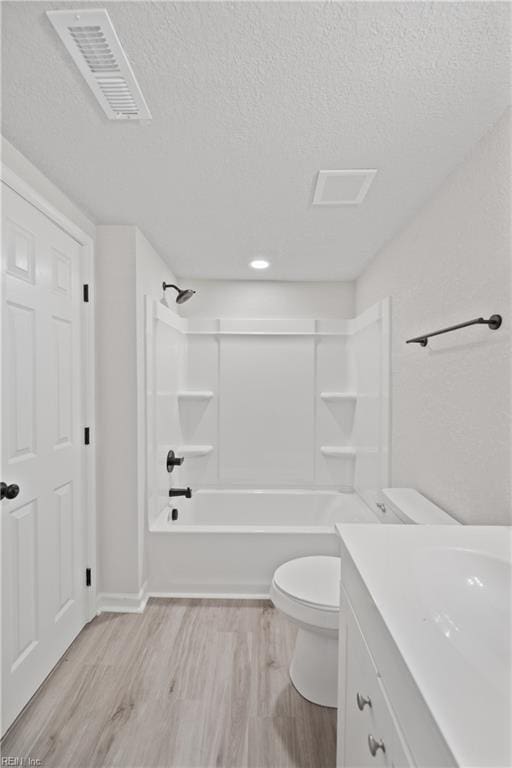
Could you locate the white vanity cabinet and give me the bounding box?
[341,601,413,768]
[335,523,510,768]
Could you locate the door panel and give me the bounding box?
[54,481,74,619]
[1,183,87,735]
[9,500,38,671]
[52,316,73,448]
[5,217,36,283]
[6,302,36,461]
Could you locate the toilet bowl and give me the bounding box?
[270,555,340,708]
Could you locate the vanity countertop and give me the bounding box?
[335,523,511,768]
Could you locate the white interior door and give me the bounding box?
[1,184,88,734]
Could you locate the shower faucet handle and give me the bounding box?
[166,450,184,472]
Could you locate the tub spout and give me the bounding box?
[169,487,192,499]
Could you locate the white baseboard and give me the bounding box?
[96,582,148,614]
[96,583,272,614]
[148,590,270,600]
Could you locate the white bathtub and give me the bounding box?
[147,489,378,597]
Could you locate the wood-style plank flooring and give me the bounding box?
[2,599,337,768]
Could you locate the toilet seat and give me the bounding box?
[272,556,340,609]
[271,556,340,633]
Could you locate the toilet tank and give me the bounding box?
[381,488,459,525]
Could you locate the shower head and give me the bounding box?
[162,282,196,304]
[176,288,196,304]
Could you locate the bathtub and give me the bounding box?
[147,489,378,597]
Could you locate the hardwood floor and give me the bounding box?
[2,599,337,768]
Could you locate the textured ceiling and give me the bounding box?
[2,1,510,280]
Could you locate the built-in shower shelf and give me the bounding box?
[177,445,214,457]
[177,391,214,401]
[320,392,357,401]
[320,446,356,457]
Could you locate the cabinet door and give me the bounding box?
[343,606,413,768]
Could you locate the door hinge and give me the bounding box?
[85,568,92,587]
[84,427,90,445]
[83,284,89,303]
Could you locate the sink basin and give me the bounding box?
[416,547,511,692]
[337,524,512,767]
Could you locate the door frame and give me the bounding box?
[1,164,97,622]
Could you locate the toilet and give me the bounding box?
[270,488,458,708]
[271,555,340,707]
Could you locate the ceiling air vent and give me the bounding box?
[312,170,377,206]
[47,9,151,121]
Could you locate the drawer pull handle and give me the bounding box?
[356,692,372,711]
[368,735,386,757]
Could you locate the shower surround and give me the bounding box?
[144,298,390,596]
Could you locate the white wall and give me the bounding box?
[218,331,316,486]
[179,279,355,319]
[95,227,138,594]
[147,316,356,498]
[356,109,511,525]
[174,280,357,498]
[96,225,179,596]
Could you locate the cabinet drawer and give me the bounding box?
[343,605,414,768]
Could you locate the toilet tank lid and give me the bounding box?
[382,488,458,525]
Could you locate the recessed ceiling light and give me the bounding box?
[250,259,270,270]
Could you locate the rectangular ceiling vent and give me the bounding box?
[47,9,151,121]
[312,169,377,206]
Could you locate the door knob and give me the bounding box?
[166,450,184,473]
[1,482,20,500]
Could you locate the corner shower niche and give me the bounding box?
[145,300,390,527]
